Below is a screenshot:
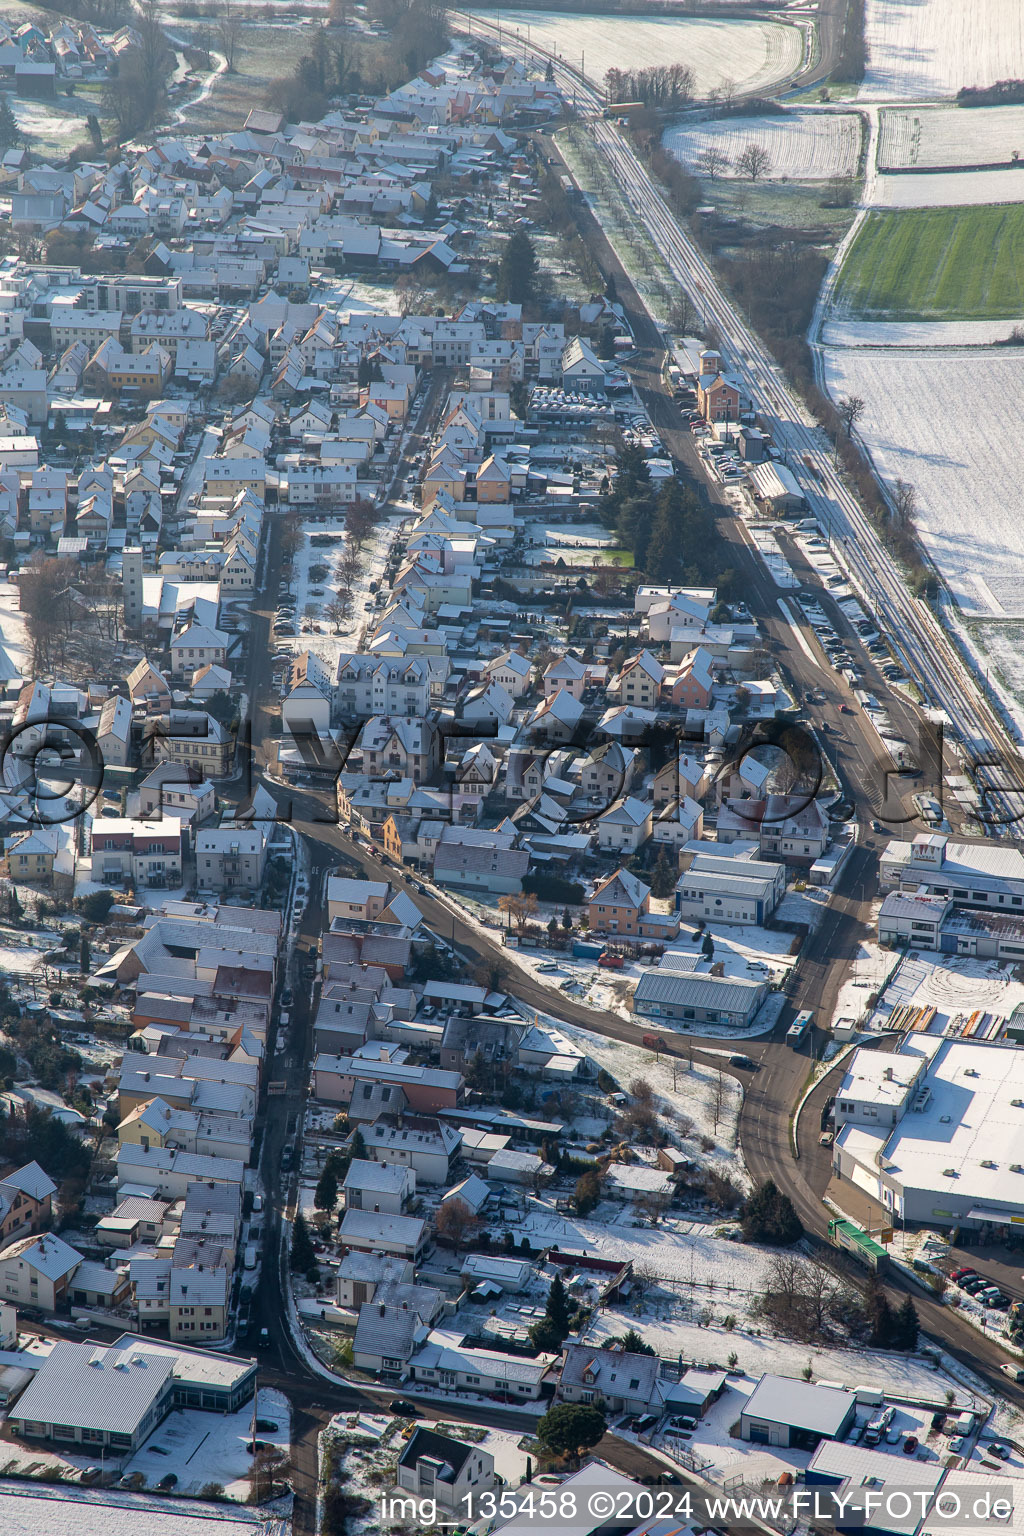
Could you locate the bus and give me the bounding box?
[786,1010,813,1047]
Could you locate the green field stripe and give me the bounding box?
[835,204,1024,320]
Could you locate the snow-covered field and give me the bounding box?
[10,97,92,149]
[664,109,861,182]
[315,275,406,317]
[467,9,803,97]
[520,1210,759,1281]
[872,167,1024,207]
[0,1486,279,1536]
[879,104,1024,169]
[823,345,1024,617]
[861,0,1024,101]
[821,317,1024,347]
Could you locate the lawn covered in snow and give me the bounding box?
[879,104,1024,169]
[861,0,1024,101]
[465,9,803,97]
[664,109,861,182]
[822,345,1024,618]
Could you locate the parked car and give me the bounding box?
[389,1400,417,1417]
[989,1443,1012,1460]
[902,1436,919,1454]
[157,1473,178,1490]
[948,1436,967,1456]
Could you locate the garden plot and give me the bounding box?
[547,1017,746,1179]
[664,109,861,182]
[823,346,1024,617]
[879,104,1024,169]
[860,0,1024,101]
[466,10,803,97]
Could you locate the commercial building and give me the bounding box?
[832,1036,1024,1230]
[9,1334,256,1451]
[740,1373,856,1449]
[633,970,767,1030]
[880,832,1024,912]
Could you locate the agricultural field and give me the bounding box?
[823,345,1024,618]
[861,0,1024,101]
[663,108,861,181]
[879,103,1024,169]
[822,317,1024,347]
[872,167,1024,208]
[465,9,803,97]
[833,205,1024,319]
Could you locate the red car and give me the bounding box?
[951,1267,977,1281]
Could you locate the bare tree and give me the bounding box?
[697,145,731,181]
[711,1068,726,1133]
[218,12,243,72]
[891,477,918,531]
[735,141,772,181]
[837,394,865,437]
[669,291,699,336]
[751,1251,853,1343]
[325,595,350,633]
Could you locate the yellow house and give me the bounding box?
[2,827,59,882]
[474,454,511,504]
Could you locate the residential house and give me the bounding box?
[588,867,651,937]
[0,1163,56,1246]
[361,1115,461,1186]
[558,1343,660,1416]
[195,826,268,892]
[596,795,652,854]
[0,1232,82,1310]
[343,1159,414,1215]
[397,1427,496,1513]
[339,1209,427,1264]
